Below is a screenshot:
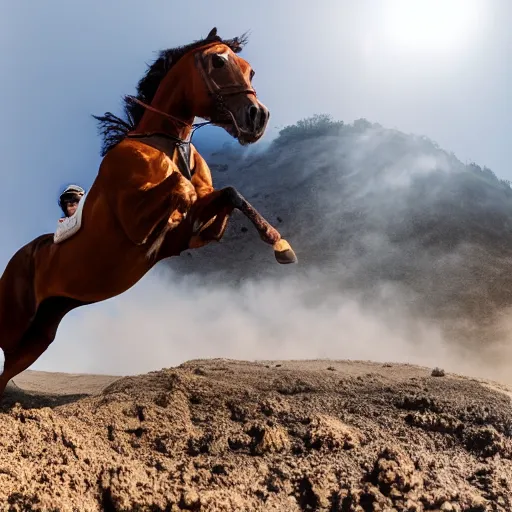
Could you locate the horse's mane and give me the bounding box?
[92,29,249,156]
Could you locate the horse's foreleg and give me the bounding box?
[115,169,197,246]
[188,205,233,249]
[190,187,297,264]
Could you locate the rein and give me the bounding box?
[125,95,191,129]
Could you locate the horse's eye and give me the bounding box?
[250,69,255,80]
[212,54,225,69]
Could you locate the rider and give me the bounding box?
[58,185,85,218]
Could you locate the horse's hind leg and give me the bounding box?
[0,297,87,396]
[0,243,41,370]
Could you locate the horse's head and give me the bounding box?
[163,28,269,145]
[93,28,270,155]
[191,28,269,144]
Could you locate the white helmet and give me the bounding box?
[58,184,85,214]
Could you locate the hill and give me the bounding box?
[168,115,512,352]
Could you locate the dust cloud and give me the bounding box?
[37,265,512,386]
[34,119,512,386]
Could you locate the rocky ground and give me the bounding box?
[1,359,512,511]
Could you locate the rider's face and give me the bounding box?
[65,201,78,216]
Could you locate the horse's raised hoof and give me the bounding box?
[273,239,298,264]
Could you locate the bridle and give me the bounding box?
[193,50,256,140]
[125,43,257,146]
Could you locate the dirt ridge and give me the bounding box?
[1,359,512,511]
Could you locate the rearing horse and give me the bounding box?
[0,27,296,395]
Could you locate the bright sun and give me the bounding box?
[381,0,487,52]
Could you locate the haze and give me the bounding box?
[1,1,511,383]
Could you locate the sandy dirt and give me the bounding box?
[1,359,512,511]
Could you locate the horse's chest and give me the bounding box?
[130,135,194,181]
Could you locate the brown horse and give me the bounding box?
[0,27,296,395]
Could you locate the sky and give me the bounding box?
[1,0,511,376]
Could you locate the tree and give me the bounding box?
[272,114,344,147]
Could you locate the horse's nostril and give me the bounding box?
[246,104,268,133]
[258,108,269,131]
[248,105,258,123]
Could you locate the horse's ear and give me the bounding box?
[207,27,218,39]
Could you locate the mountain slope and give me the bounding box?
[167,117,512,346]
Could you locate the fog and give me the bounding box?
[33,119,512,387]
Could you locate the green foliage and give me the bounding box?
[272,114,344,147]
[351,118,376,132]
[466,161,511,191]
[268,113,511,193]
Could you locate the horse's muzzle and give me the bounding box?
[246,103,269,136]
[235,101,269,144]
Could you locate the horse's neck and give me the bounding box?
[133,77,194,140]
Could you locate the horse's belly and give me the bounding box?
[34,235,152,304]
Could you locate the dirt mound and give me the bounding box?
[2,359,512,511]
